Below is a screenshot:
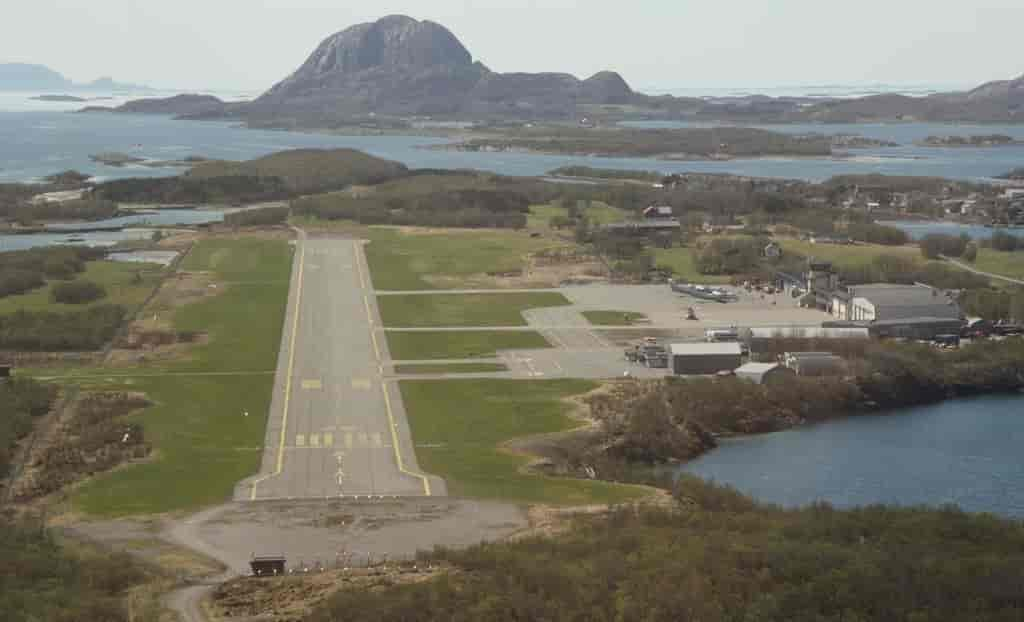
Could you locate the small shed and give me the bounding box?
[250,555,287,577]
[670,342,743,376]
[734,362,794,385]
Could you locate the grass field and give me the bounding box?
[777,237,922,269]
[385,331,550,360]
[652,247,732,284]
[393,363,508,375]
[400,379,647,504]
[582,311,647,326]
[363,227,565,290]
[70,237,293,516]
[527,202,628,229]
[974,249,1024,280]
[377,292,570,327]
[0,260,164,314]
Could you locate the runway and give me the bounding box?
[240,234,444,500]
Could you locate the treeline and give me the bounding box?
[989,230,1023,252]
[0,378,56,478]
[547,166,663,182]
[960,287,1024,322]
[694,237,764,275]
[0,305,126,351]
[846,222,909,245]
[838,254,989,290]
[0,198,118,224]
[95,175,289,205]
[0,518,156,622]
[307,477,1024,622]
[0,247,105,299]
[223,205,289,227]
[294,189,529,228]
[920,233,975,260]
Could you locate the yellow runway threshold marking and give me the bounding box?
[296,434,306,447]
[301,379,322,390]
[351,378,371,390]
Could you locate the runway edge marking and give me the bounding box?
[354,239,432,497]
[250,229,306,500]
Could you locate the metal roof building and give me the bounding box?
[734,362,794,385]
[670,342,743,376]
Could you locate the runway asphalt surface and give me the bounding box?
[240,234,445,501]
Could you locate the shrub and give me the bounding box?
[51,280,107,304]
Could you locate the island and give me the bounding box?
[88,152,208,168]
[917,134,1024,147]
[31,94,87,103]
[998,167,1024,180]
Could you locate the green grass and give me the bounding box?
[69,238,293,516]
[385,331,550,360]
[777,237,922,269]
[400,379,647,504]
[974,248,1024,280]
[652,247,732,284]
[527,202,629,229]
[582,311,647,326]
[393,363,508,374]
[377,292,570,327]
[363,227,566,290]
[0,261,163,314]
[70,373,274,516]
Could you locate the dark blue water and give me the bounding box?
[3,111,1024,184]
[681,394,1024,517]
[880,220,1024,240]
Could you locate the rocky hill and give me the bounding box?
[245,15,638,122]
[0,63,153,92]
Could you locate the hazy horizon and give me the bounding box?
[2,0,1021,94]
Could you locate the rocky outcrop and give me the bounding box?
[248,15,637,120]
[82,94,227,116]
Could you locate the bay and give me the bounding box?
[680,394,1024,518]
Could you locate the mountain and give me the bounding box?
[0,63,71,90]
[0,62,154,92]
[246,14,637,122]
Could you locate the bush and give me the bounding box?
[0,305,126,351]
[51,280,107,304]
[847,223,909,246]
[694,238,762,275]
[920,233,970,259]
[223,205,289,227]
[0,270,45,299]
[990,230,1021,252]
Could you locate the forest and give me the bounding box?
[306,476,1024,622]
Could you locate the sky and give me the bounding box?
[2,0,1022,94]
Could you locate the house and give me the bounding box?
[643,205,674,219]
[670,342,743,376]
[734,362,794,385]
[762,241,782,258]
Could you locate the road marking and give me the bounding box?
[296,434,306,447]
[351,378,371,390]
[251,229,306,501]
[323,432,334,447]
[301,379,322,390]
[354,242,384,362]
[345,432,353,448]
[358,432,369,446]
[371,432,383,448]
[381,381,432,496]
[310,433,320,447]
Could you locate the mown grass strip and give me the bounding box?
[400,379,647,505]
[385,331,550,360]
[377,292,570,328]
[393,363,508,375]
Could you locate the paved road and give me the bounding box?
[239,234,444,501]
[944,256,1024,286]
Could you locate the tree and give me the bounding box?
[962,242,979,263]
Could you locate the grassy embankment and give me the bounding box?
[776,237,922,269]
[582,311,647,326]
[68,238,292,516]
[400,379,647,505]
[0,260,163,314]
